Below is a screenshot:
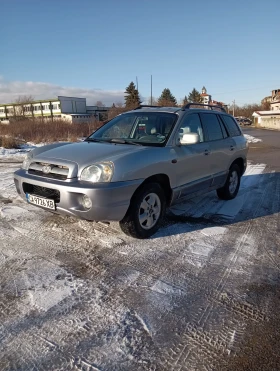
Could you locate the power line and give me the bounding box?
[212,85,279,96]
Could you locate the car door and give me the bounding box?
[173,113,213,197]
[199,112,235,187]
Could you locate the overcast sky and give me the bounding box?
[1,0,279,106]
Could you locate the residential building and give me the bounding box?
[270,89,280,111]
[252,110,280,130]
[0,96,109,123]
[211,99,227,109]
[261,89,280,111]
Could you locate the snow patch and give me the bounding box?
[0,205,29,220]
[244,134,262,143]
[169,163,266,221]
[0,142,46,161]
[151,280,182,296]
[215,194,246,220]
[118,269,140,286]
[21,260,75,311]
[201,226,227,236]
[134,312,151,335]
[188,242,215,257]
[241,163,266,189]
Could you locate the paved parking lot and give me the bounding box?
[0,128,279,370]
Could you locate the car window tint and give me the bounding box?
[221,115,241,137]
[200,113,224,141]
[217,115,228,138]
[102,115,135,138]
[179,113,204,142]
[91,112,177,146]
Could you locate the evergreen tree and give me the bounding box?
[158,88,177,106]
[124,82,141,108]
[182,95,188,105]
[188,88,203,103]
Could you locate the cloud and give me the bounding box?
[0,78,125,106]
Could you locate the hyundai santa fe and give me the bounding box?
[14,103,248,238]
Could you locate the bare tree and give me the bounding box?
[230,103,262,118]
[95,101,105,107]
[14,95,34,120]
[148,96,158,105]
[108,102,128,120]
[261,100,271,110]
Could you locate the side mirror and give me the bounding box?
[180,133,199,145]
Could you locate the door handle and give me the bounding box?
[230,145,235,151]
[204,149,210,155]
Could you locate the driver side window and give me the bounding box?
[179,113,204,142]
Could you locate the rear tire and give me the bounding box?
[216,164,241,200]
[119,182,166,239]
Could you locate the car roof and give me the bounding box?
[130,106,181,114]
[129,104,227,115]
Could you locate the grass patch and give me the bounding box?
[0,136,20,149]
[0,118,104,145]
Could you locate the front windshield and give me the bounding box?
[88,112,178,146]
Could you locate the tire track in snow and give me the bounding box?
[158,164,272,370]
[1,160,278,370]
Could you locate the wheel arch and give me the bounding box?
[230,157,246,175]
[133,173,173,206]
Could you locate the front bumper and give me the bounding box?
[14,169,143,221]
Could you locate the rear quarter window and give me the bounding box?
[221,115,241,137]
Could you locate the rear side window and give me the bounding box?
[199,113,224,141]
[221,115,241,137]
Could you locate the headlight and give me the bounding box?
[80,162,114,183]
[21,152,33,170]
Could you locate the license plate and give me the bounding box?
[26,194,56,210]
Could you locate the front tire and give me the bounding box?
[217,164,241,200]
[119,183,166,239]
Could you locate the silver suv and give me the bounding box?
[14,104,248,238]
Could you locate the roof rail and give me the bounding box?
[134,105,159,110]
[181,103,226,113]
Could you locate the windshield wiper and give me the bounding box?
[84,138,108,143]
[109,138,142,146]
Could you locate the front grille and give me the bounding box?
[23,183,60,203]
[28,162,69,180]
[28,170,67,180]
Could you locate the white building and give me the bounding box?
[252,110,280,130]
[0,96,109,123]
[200,86,212,105]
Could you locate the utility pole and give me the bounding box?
[233,99,235,116]
[136,76,138,91]
[150,75,153,105]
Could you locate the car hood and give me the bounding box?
[36,141,146,167]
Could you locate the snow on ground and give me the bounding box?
[244,133,262,143]
[0,142,37,161]
[0,143,277,370]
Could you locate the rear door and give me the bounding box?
[199,112,235,187]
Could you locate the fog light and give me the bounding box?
[81,195,92,209]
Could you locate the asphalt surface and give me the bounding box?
[0,128,280,370]
[243,126,280,170]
